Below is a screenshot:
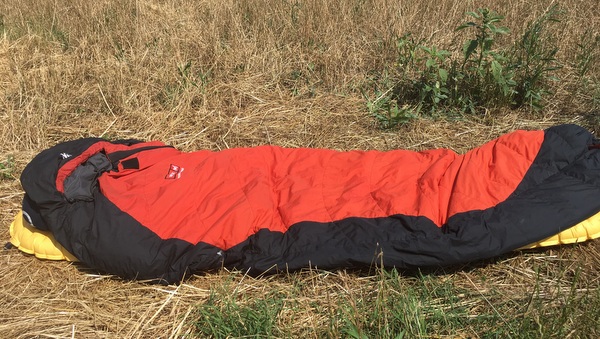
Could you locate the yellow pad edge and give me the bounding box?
[7,210,600,261]
[9,211,78,261]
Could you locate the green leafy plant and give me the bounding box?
[510,5,562,109]
[458,9,510,68]
[395,33,423,72]
[0,156,15,180]
[415,45,452,110]
[366,7,563,128]
[364,71,417,128]
[456,9,516,107]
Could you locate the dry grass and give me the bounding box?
[0,0,599,337]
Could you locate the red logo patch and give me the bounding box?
[165,164,184,179]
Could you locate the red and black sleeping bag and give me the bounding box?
[20,124,600,283]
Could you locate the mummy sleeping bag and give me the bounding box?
[14,124,600,283]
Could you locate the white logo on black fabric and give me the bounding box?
[60,152,72,159]
[165,164,184,179]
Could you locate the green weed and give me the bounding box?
[193,278,285,338]
[572,30,599,125]
[510,5,562,109]
[336,266,600,338]
[338,270,470,338]
[50,23,69,51]
[287,62,321,97]
[159,61,211,108]
[366,7,563,128]
[287,0,302,27]
[574,31,599,79]
[456,8,515,109]
[364,70,417,128]
[0,156,15,180]
[190,264,600,338]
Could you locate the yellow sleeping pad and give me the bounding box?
[9,211,77,261]
[7,210,600,261]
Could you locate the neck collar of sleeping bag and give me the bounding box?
[62,153,113,203]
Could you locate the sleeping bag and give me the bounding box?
[18,124,600,283]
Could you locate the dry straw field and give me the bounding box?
[0,0,599,337]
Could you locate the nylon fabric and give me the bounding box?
[98,131,543,249]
